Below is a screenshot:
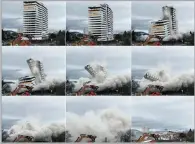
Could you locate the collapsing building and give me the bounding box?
[27,58,46,84]
[85,64,107,78]
[149,6,178,37]
[84,64,107,83]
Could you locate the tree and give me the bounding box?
[66,30,70,42]
[186,129,194,142]
[182,32,194,45]
[56,30,65,45]
[114,34,122,41]
[121,129,132,142]
[65,130,72,142]
[49,33,57,40]
[132,30,136,42]
[116,129,132,142]
[51,131,65,142]
[123,31,131,45]
[123,31,127,36]
[102,137,109,142]
[2,29,5,40]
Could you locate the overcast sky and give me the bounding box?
[66,46,131,79]
[131,96,194,130]
[2,97,65,128]
[2,1,66,31]
[66,1,131,33]
[132,1,194,33]
[132,46,194,75]
[2,47,66,80]
[66,96,194,130]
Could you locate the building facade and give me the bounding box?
[149,6,178,37]
[162,6,177,34]
[88,4,113,41]
[23,1,48,40]
[149,19,170,37]
[27,58,46,84]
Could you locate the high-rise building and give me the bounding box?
[27,58,46,84]
[23,1,48,40]
[85,64,107,79]
[162,6,177,34]
[88,4,113,41]
[149,6,178,37]
[149,19,170,37]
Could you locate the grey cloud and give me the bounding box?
[2,69,24,80]
[2,18,22,29]
[2,118,20,129]
[132,47,194,73]
[2,97,66,125]
[132,19,151,31]
[132,117,185,130]
[66,69,87,79]
[131,97,194,129]
[66,19,87,31]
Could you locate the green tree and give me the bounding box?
[132,30,136,42]
[56,30,65,45]
[49,33,57,40]
[2,29,5,40]
[123,31,131,45]
[66,30,70,42]
[115,34,122,41]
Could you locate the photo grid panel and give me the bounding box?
[65,96,132,142]
[66,1,132,46]
[1,0,195,143]
[131,1,194,46]
[2,96,66,142]
[66,46,131,96]
[131,46,194,96]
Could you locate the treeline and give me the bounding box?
[2,29,65,45]
[2,29,18,41]
[66,30,131,45]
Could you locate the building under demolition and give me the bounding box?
[85,64,107,80]
[27,58,46,84]
[149,6,178,37]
